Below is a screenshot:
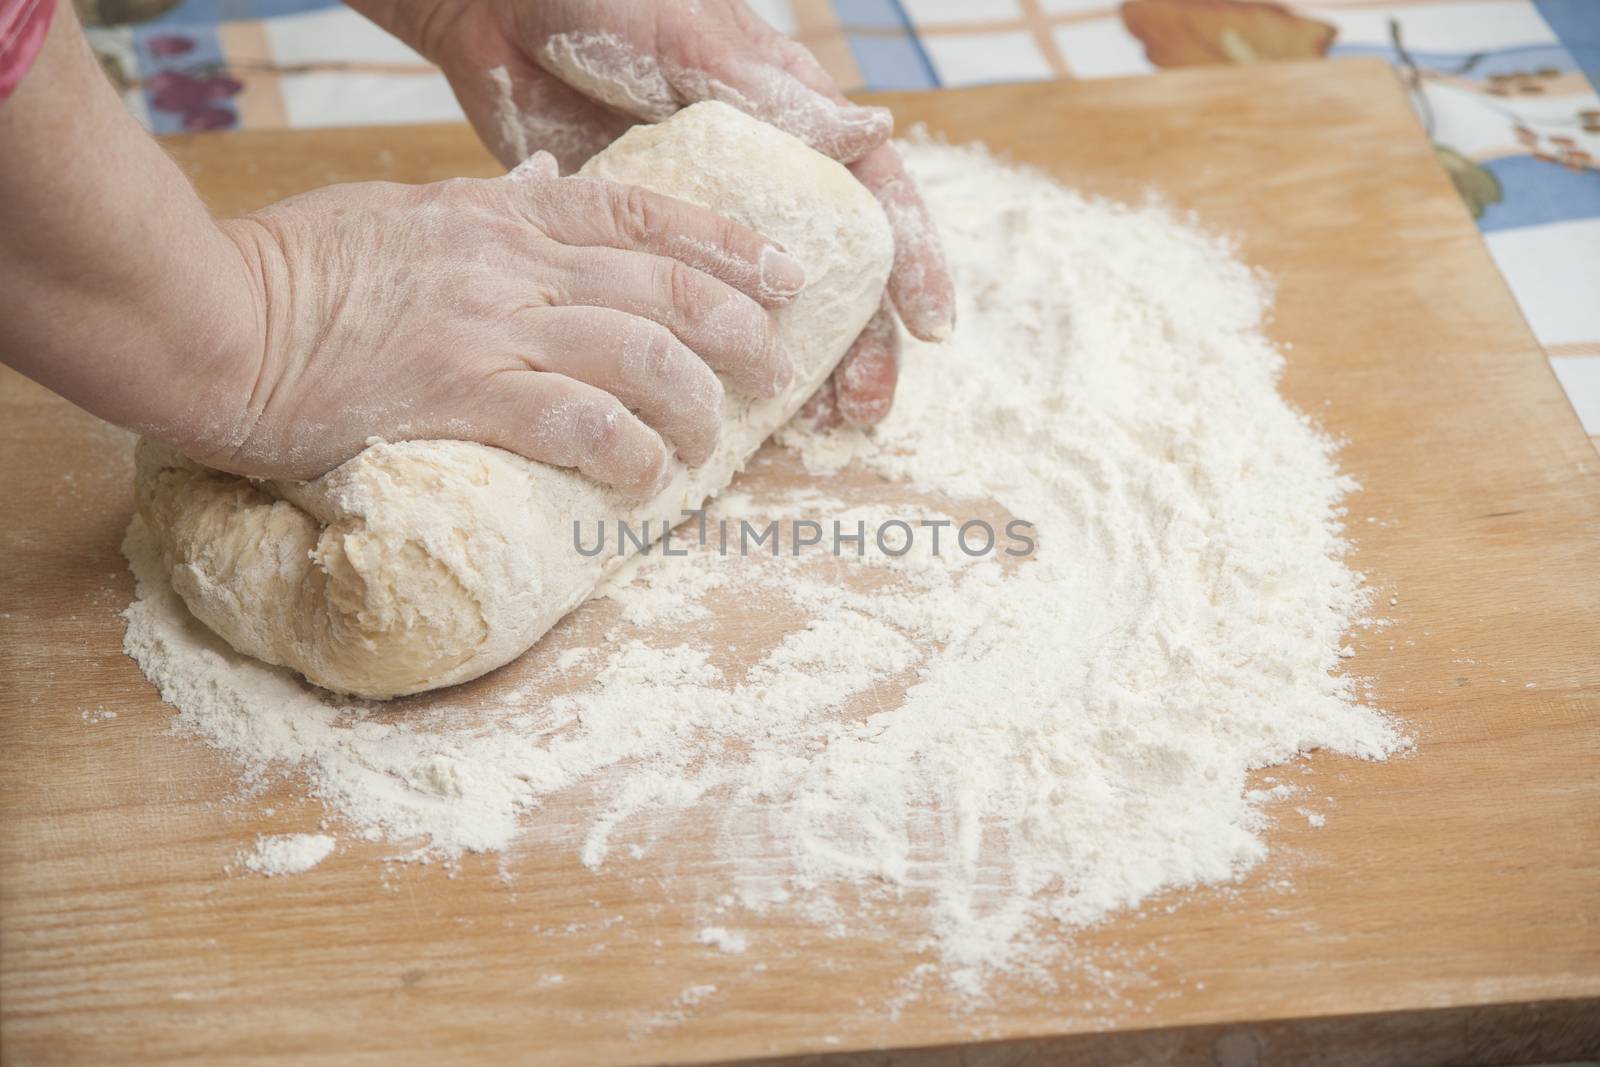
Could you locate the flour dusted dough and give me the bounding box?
[134,102,893,698]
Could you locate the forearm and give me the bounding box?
[0,1,262,455]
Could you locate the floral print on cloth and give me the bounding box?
[76,0,1600,442]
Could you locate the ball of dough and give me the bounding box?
[134,101,894,698]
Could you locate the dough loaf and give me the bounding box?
[134,101,894,698]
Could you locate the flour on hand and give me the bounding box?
[130,102,892,699]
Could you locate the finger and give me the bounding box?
[507,150,560,182]
[519,306,725,466]
[550,244,794,398]
[746,44,958,343]
[851,144,956,342]
[520,176,806,307]
[666,58,892,164]
[833,299,900,427]
[731,28,896,164]
[456,52,630,172]
[531,27,892,164]
[534,28,681,124]
[796,375,842,433]
[469,370,672,499]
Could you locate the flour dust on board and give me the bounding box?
[121,137,1409,998]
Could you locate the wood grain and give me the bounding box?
[3,59,1598,1066]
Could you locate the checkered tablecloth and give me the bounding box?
[81,0,1600,442]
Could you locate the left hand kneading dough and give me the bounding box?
[134,102,893,698]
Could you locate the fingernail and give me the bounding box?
[760,246,806,301]
[839,390,892,427]
[827,105,894,163]
[903,294,956,343]
[508,150,558,182]
[644,456,675,499]
[925,306,955,342]
[841,104,894,135]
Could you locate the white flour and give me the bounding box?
[120,137,1408,996]
[241,833,336,876]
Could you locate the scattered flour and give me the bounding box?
[486,65,531,161]
[119,137,1408,996]
[676,984,718,1007]
[696,927,749,954]
[242,833,337,876]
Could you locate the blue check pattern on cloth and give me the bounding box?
[78,0,1600,443]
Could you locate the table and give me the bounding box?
[2,59,1598,1066]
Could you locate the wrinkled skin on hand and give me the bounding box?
[419,0,957,426]
[210,153,805,496]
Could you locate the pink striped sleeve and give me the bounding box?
[0,0,55,103]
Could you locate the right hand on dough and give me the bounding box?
[397,0,956,431]
[202,151,804,497]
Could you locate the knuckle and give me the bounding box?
[416,176,479,207]
[663,260,707,319]
[715,216,753,259]
[631,448,668,496]
[753,308,783,351]
[519,252,569,308]
[615,184,664,242]
[626,320,679,382]
[697,364,727,411]
[525,275,565,309]
[646,325,682,377]
[744,312,785,369]
[516,177,558,223]
[577,396,628,457]
[682,365,726,434]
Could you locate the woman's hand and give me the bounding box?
[1,0,802,496]
[352,0,957,427]
[210,153,805,495]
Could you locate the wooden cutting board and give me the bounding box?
[2,59,1597,1066]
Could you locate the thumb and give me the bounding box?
[507,150,561,182]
